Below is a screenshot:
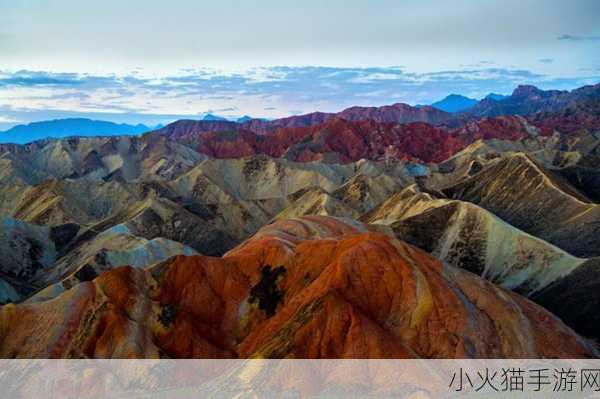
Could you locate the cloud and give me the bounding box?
[557,34,600,42]
[348,72,405,83]
[0,71,83,87]
[0,116,20,124]
[0,67,598,129]
[539,58,554,64]
[205,107,238,113]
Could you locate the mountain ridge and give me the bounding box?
[466,83,600,118]
[4,82,598,147]
[0,118,158,144]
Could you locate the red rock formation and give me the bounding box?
[529,100,600,135]
[149,102,454,140]
[156,112,597,164]
[0,216,594,359]
[242,112,334,134]
[150,119,239,145]
[338,103,454,125]
[193,116,549,164]
[194,118,469,163]
[241,103,454,134]
[453,115,541,140]
[140,88,600,164]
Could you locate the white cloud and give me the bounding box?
[0,116,20,123]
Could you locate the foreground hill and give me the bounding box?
[363,184,600,340]
[0,216,594,358]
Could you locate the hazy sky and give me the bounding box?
[1,0,599,128]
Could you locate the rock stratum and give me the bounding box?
[0,216,595,359]
[0,82,599,358]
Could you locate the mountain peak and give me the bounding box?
[202,113,228,121]
[446,94,469,99]
[236,115,253,123]
[512,85,543,97]
[484,93,508,101]
[431,94,477,113]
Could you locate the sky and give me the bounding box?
[1,0,599,129]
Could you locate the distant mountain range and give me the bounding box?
[2,83,598,144]
[467,84,600,118]
[144,82,600,162]
[201,113,229,121]
[203,114,264,123]
[0,115,263,144]
[0,118,159,144]
[429,93,509,113]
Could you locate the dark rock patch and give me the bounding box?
[50,223,81,252]
[532,258,600,341]
[74,264,99,282]
[158,303,178,328]
[558,166,600,203]
[390,203,456,254]
[249,265,287,318]
[468,160,483,175]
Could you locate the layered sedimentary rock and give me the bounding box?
[0,217,63,281]
[190,119,468,163]
[532,259,600,340]
[28,225,198,303]
[336,103,455,125]
[0,215,197,302]
[160,156,411,241]
[274,172,404,220]
[444,153,600,257]
[274,187,360,220]
[0,153,416,260]
[365,185,600,341]
[149,102,455,137]
[0,216,594,359]
[0,217,81,298]
[364,186,586,293]
[87,195,236,255]
[556,137,600,201]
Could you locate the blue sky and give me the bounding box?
[1,0,599,129]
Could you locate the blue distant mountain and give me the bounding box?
[0,118,154,144]
[431,94,478,113]
[484,93,508,101]
[202,113,229,121]
[236,115,253,123]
